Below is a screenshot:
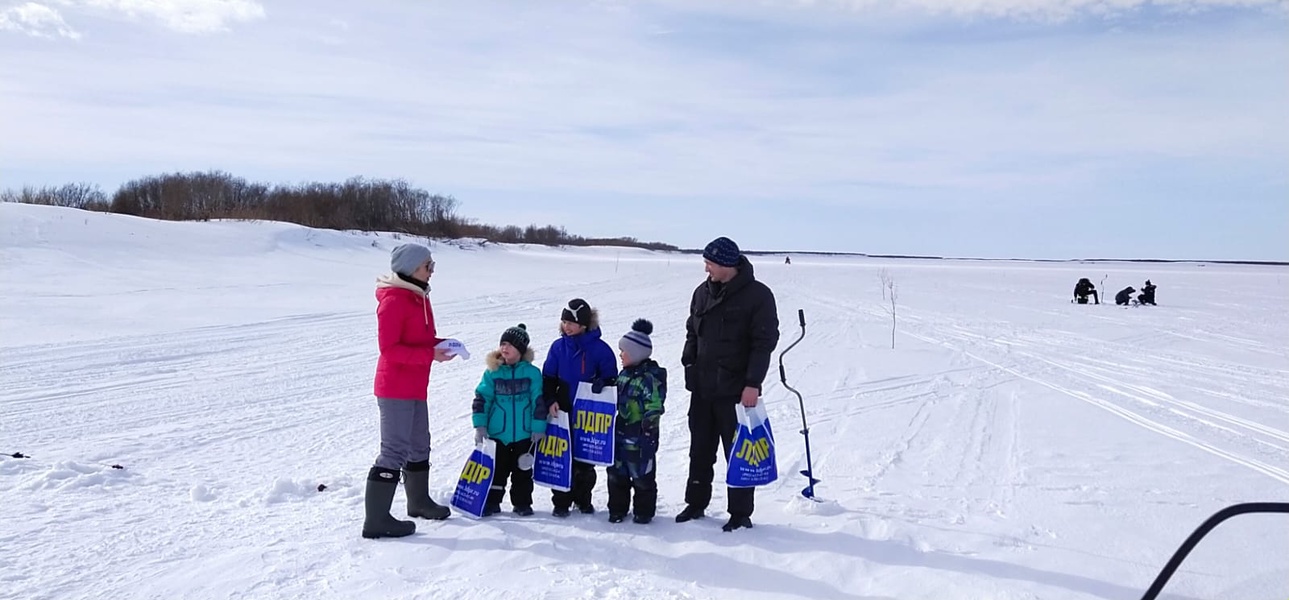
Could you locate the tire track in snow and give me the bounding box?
[803,290,1024,519]
[811,285,1289,504]
[1020,356,1289,453]
[901,329,1289,487]
[951,379,1021,522]
[0,312,375,449]
[874,292,1289,488]
[1064,353,1288,412]
[865,392,936,487]
[938,320,1289,460]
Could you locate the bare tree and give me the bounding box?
[426,194,460,237]
[879,268,892,301]
[1,183,106,208]
[882,276,898,349]
[6,171,681,251]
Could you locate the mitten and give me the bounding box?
[544,376,571,412]
[474,426,487,445]
[531,431,546,444]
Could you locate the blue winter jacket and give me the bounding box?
[542,326,618,411]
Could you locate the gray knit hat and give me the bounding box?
[390,243,433,277]
[619,318,653,364]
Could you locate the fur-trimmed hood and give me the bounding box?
[376,272,429,295]
[375,272,430,326]
[486,348,536,371]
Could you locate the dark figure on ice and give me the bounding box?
[678,237,779,532]
[1138,280,1157,305]
[1115,286,1136,306]
[1074,278,1100,304]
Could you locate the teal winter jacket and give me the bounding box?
[472,349,546,444]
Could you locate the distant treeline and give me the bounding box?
[0,171,678,251]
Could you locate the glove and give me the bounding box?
[531,431,546,444]
[474,426,487,444]
[591,376,615,394]
[640,432,658,462]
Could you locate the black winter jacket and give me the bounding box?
[681,256,779,399]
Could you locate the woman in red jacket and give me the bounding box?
[362,243,456,539]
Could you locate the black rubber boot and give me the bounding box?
[362,467,416,539]
[721,515,753,532]
[675,504,705,523]
[403,461,450,520]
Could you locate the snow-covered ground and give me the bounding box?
[2,203,1287,600]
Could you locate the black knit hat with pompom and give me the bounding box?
[501,323,529,355]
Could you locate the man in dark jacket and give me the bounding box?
[1138,280,1157,305]
[676,237,779,532]
[1115,286,1136,306]
[1073,278,1099,305]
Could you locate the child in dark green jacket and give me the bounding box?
[608,319,666,524]
[472,324,546,516]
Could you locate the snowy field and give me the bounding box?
[2,202,1287,600]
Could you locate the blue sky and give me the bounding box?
[1,0,1285,260]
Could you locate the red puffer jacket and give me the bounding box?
[373,275,441,400]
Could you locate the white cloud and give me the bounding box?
[0,2,80,38]
[68,0,265,33]
[1,0,265,38]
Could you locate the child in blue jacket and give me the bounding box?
[472,324,545,517]
[608,319,666,524]
[542,298,618,517]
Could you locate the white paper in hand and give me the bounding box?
[436,339,471,360]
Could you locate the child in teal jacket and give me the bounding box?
[472,324,546,516]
